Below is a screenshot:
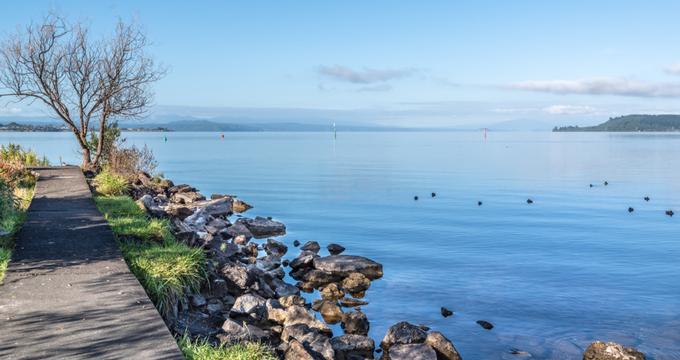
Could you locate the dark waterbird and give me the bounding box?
[526,199,533,204]
[440,307,453,317]
[644,196,650,202]
[414,196,419,201]
[666,210,674,217]
[604,181,609,186]
[476,320,494,330]
[431,192,436,198]
[478,201,483,206]
[589,184,593,188]
[628,207,634,213]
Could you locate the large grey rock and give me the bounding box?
[331,334,375,360]
[220,262,254,291]
[290,251,319,270]
[230,293,267,318]
[380,322,427,351]
[256,254,282,271]
[313,255,383,280]
[425,331,462,360]
[218,318,270,344]
[241,216,286,238]
[283,305,332,335]
[583,341,645,360]
[198,197,233,218]
[285,338,316,360]
[327,243,346,255]
[281,324,334,360]
[389,344,437,360]
[171,191,205,204]
[172,310,219,337]
[300,240,321,254]
[223,223,253,240]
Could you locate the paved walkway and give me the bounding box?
[0,167,183,359]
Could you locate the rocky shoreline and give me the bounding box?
[125,171,646,360]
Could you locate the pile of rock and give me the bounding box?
[379,322,461,360]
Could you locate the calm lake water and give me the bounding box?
[2,131,679,359]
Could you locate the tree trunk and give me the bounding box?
[81,146,92,170]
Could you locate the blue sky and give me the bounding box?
[3,1,680,128]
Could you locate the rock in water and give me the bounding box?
[644,196,650,201]
[628,207,634,213]
[300,240,321,253]
[478,201,482,206]
[666,210,674,217]
[381,321,428,351]
[241,216,286,238]
[526,199,534,204]
[293,239,301,247]
[389,343,438,360]
[431,192,436,198]
[476,320,494,330]
[583,341,645,360]
[425,331,462,360]
[341,310,370,336]
[313,255,383,280]
[440,307,453,318]
[327,243,346,255]
[330,334,375,360]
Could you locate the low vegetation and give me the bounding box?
[0,144,43,283]
[94,195,204,314]
[178,334,277,360]
[93,169,129,196]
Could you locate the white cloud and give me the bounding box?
[665,63,680,75]
[319,65,415,84]
[0,106,22,116]
[509,78,680,98]
[543,104,596,115]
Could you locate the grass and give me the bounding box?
[94,195,205,314]
[0,178,35,284]
[178,334,277,360]
[93,168,129,196]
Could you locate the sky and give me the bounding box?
[2,1,680,128]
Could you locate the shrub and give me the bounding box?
[107,144,158,179]
[178,334,277,360]
[0,143,49,167]
[93,168,129,196]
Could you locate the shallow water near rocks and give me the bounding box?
[4,131,680,359]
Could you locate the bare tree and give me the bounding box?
[0,15,164,169]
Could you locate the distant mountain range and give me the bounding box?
[553,114,680,132]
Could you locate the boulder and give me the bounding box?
[331,334,375,360]
[341,311,369,336]
[425,331,461,360]
[218,319,270,344]
[164,203,195,220]
[274,280,301,298]
[171,191,205,204]
[327,243,346,255]
[232,198,253,213]
[189,293,207,307]
[206,299,224,315]
[183,208,212,230]
[320,283,345,301]
[205,217,230,234]
[172,310,219,337]
[301,240,321,254]
[256,255,282,271]
[169,184,196,194]
[264,238,288,256]
[230,293,267,318]
[220,262,254,291]
[285,338,316,360]
[279,295,306,308]
[342,272,371,295]
[266,299,289,323]
[313,255,383,280]
[290,251,319,270]
[281,324,335,360]
[136,194,154,211]
[223,223,253,240]
[381,322,427,351]
[283,305,332,335]
[241,216,287,238]
[583,341,645,360]
[389,344,437,360]
[293,269,342,289]
[199,197,233,218]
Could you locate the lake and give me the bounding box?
[2,131,679,359]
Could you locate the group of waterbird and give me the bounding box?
[414,180,675,217]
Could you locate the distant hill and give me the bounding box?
[553,114,680,132]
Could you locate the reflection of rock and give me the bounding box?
[320,283,344,300]
[583,341,645,360]
[342,272,371,295]
[317,300,343,324]
[338,297,369,308]
[331,334,375,360]
[313,255,383,280]
[425,331,462,360]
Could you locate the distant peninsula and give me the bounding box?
[0,121,170,132]
[553,114,680,132]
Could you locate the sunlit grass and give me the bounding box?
[0,179,35,284]
[178,334,277,360]
[93,168,128,196]
[95,195,205,314]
